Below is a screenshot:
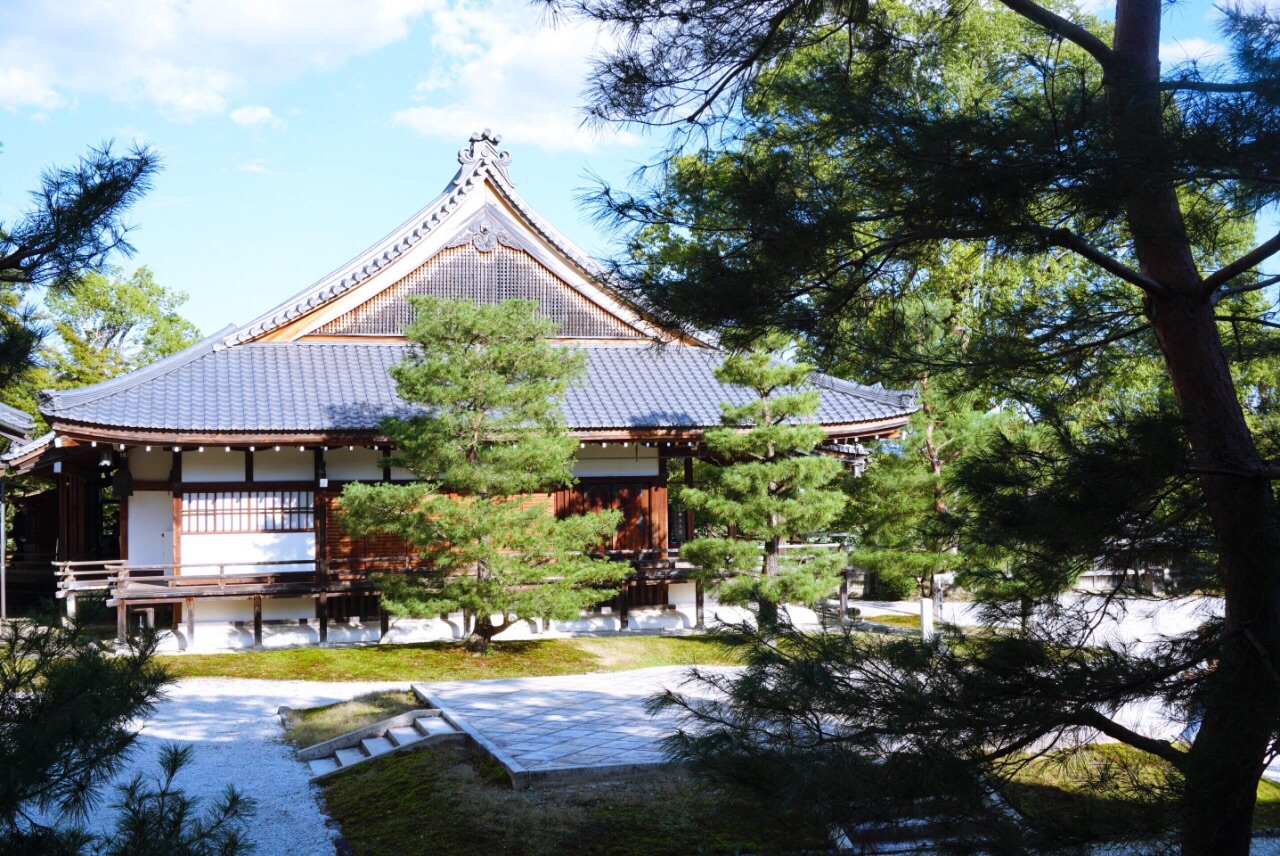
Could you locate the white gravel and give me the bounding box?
[78,678,408,856]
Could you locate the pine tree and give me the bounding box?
[339,297,624,652]
[0,143,158,390]
[0,615,254,853]
[679,335,847,624]
[554,0,1280,848]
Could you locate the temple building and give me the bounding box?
[1,131,915,648]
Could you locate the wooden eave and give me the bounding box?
[47,413,908,450]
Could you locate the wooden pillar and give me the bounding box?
[317,593,328,644]
[380,602,389,640]
[171,450,183,567]
[619,582,630,630]
[839,573,850,624]
[117,603,127,644]
[314,449,329,589]
[695,579,705,630]
[683,456,695,543]
[185,596,195,646]
[253,595,263,647]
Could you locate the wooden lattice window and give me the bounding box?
[316,244,642,338]
[181,491,315,533]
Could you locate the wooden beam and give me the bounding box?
[317,593,328,644]
[117,603,127,645]
[619,583,629,631]
[185,596,195,646]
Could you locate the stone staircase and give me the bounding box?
[295,708,465,781]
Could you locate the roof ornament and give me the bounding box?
[453,129,514,188]
[447,210,522,254]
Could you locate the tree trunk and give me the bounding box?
[759,536,781,627]
[1149,290,1280,856]
[1107,3,1280,851]
[467,614,498,654]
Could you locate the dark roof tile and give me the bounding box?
[40,341,915,433]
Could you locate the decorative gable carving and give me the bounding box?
[315,241,645,339]
[445,212,522,254]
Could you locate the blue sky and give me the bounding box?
[0,0,1245,336]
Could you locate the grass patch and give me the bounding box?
[862,612,920,630]
[284,690,420,749]
[166,636,737,682]
[322,745,825,856]
[1000,743,1280,839]
[861,612,967,636]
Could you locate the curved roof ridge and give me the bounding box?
[41,325,236,414]
[0,400,35,436]
[808,371,917,410]
[222,130,673,347]
[2,430,54,464]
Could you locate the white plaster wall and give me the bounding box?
[388,449,415,482]
[183,450,246,483]
[253,447,314,481]
[188,597,312,623]
[669,581,697,607]
[180,532,315,574]
[127,491,173,566]
[325,447,382,482]
[128,448,172,481]
[573,444,659,477]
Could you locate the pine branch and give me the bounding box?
[1067,708,1187,768]
[1201,230,1280,296]
[993,0,1114,70]
[1039,228,1165,295]
[1160,78,1280,93]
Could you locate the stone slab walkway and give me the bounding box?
[413,666,729,778]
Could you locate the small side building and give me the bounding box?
[2,132,916,648]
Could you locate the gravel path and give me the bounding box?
[81,678,407,856]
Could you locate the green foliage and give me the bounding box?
[0,143,159,394]
[0,615,168,844]
[678,335,846,614]
[559,0,1280,847]
[43,266,201,390]
[0,613,252,853]
[651,614,1215,852]
[339,297,624,650]
[98,744,255,856]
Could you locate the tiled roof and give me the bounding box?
[222,131,700,347]
[0,400,34,439]
[39,338,915,434]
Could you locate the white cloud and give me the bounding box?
[0,0,433,118]
[392,0,640,153]
[233,159,281,176]
[1072,0,1115,15]
[0,64,62,111]
[230,104,286,129]
[1161,37,1227,66]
